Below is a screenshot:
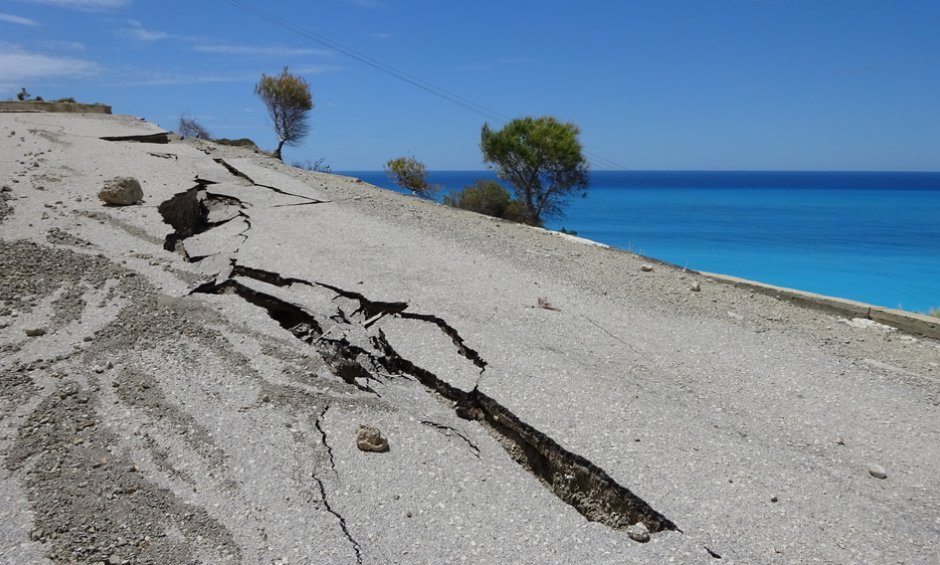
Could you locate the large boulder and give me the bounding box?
[98,176,143,206]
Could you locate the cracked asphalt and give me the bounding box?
[1,113,939,564]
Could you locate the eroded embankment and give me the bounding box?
[161,158,678,536]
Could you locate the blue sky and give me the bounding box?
[2,0,938,171]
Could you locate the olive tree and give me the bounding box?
[255,67,313,161]
[480,116,589,226]
[384,156,438,199]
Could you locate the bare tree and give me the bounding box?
[178,115,211,140]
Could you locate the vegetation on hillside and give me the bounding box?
[480,116,589,227]
[178,115,211,140]
[442,180,529,223]
[255,67,313,161]
[384,156,438,199]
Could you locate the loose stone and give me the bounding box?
[868,464,887,479]
[357,424,390,452]
[627,522,650,543]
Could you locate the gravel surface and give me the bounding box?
[1,113,938,564]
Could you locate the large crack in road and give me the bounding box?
[164,157,679,545]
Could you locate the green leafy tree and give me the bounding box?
[443,179,529,223]
[480,116,590,226]
[384,156,438,199]
[255,67,314,161]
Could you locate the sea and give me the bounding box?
[340,170,940,313]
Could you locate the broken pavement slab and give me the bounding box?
[2,112,939,564]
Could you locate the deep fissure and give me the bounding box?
[191,272,677,534]
[162,160,678,537]
[212,157,326,202]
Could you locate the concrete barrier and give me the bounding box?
[702,271,940,340]
[0,101,112,114]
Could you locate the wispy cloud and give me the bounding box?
[371,32,393,40]
[344,0,380,7]
[16,0,129,11]
[194,44,331,57]
[40,40,86,51]
[0,12,38,26]
[110,70,260,87]
[0,44,100,91]
[119,19,170,42]
[291,64,342,75]
[111,62,341,87]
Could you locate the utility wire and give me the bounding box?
[224,1,935,308]
[222,0,630,170]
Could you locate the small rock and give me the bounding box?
[770,495,778,503]
[835,435,845,445]
[868,464,887,479]
[356,424,390,453]
[261,394,271,403]
[25,328,47,337]
[640,264,654,272]
[107,554,123,565]
[690,281,701,292]
[627,522,650,543]
[98,176,143,206]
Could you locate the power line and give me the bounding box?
[222,0,630,170]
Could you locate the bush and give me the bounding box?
[929,308,940,319]
[212,138,259,149]
[178,115,211,140]
[292,158,332,173]
[443,180,509,216]
[443,179,532,224]
[384,156,438,199]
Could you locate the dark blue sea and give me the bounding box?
[341,170,940,313]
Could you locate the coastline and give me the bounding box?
[349,169,940,313]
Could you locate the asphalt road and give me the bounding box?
[1,113,938,564]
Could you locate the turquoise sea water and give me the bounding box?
[342,170,940,313]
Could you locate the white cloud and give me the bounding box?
[109,70,259,87]
[40,40,86,51]
[194,44,332,57]
[17,0,129,11]
[371,32,393,40]
[120,19,170,42]
[291,64,342,75]
[0,12,38,26]
[0,45,100,91]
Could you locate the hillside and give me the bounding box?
[1,112,938,564]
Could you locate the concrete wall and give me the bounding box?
[0,101,112,114]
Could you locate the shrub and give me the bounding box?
[384,156,438,199]
[443,179,533,224]
[292,158,332,173]
[178,115,211,140]
[929,307,940,319]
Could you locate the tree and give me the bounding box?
[16,88,30,101]
[384,156,438,199]
[480,116,590,227]
[178,115,211,140]
[255,67,314,161]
